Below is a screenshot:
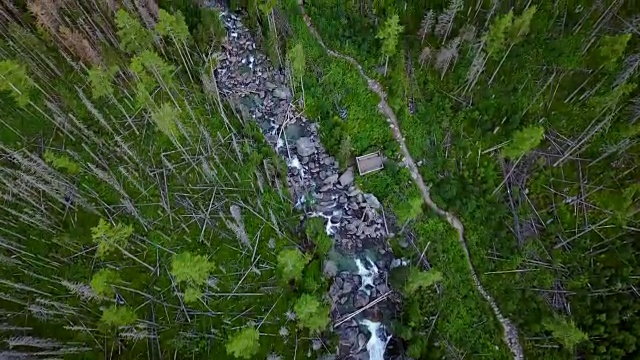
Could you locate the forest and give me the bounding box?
[0,0,639,360]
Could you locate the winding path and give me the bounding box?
[298,5,525,359]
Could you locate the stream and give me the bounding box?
[212,8,404,360]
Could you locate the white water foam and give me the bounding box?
[354,257,378,295]
[287,156,305,178]
[360,319,391,360]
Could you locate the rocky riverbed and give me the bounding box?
[213,10,407,360]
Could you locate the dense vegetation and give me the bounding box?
[0,1,334,359]
[2,0,639,359]
[251,0,638,358]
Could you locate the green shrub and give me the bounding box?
[277,248,309,283]
[294,294,330,333]
[90,268,120,297]
[306,218,333,255]
[100,306,137,328]
[226,327,260,359]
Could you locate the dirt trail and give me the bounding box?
[298,6,525,359]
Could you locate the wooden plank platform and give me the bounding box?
[356,151,384,175]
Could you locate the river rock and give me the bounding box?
[364,193,382,209]
[324,173,339,185]
[273,86,291,99]
[296,137,316,157]
[339,167,355,186]
[354,292,369,308]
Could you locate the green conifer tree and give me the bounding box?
[376,14,404,76]
[226,327,260,359]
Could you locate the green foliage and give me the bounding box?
[543,316,588,350]
[306,218,332,255]
[151,102,181,137]
[225,327,260,359]
[193,8,226,52]
[170,252,214,286]
[293,294,330,333]
[502,125,545,159]
[156,9,190,43]
[485,11,514,58]
[87,65,119,100]
[115,9,154,54]
[100,306,137,327]
[276,248,308,282]
[376,14,403,58]
[403,268,443,295]
[288,42,306,78]
[510,6,537,43]
[338,134,352,166]
[302,259,325,293]
[485,6,536,59]
[588,82,637,111]
[395,195,423,224]
[91,219,134,258]
[597,34,632,71]
[130,50,176,91]
[183,287,203,304]
[0,59,33,107]
[90,268,120,297]
[43,150,81,174]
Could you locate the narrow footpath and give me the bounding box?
[298,5,525,360]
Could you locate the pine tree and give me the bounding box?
[276,248,308,283]
[484,10,514,59]
[501,125,545,159]
[305,218,332,255]
[87,65,119,100]
[226,327,260,359]
[91,219,134,258]
[129,50,175,90]
[543,316,588,350]
[170,252,215,287]
[403,269,442,295]
[376,14,404,76]
[100,306,137,328]
[0,60,34,107]
[43,150,81,174]
[155,9,190,44]
[293,294,330,333]
[151,103,181,138]
[597,34,632,71]
[486,6,538,84]
[115,9,154,54]
[90,268,121,297]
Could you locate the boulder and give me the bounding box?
[273,86,291,100]
[296,137,316,157]
[339,167,355,186]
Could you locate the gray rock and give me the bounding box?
[364,193,382,209]
[265,81,277,90]
[351,332,367,353]
[339,167,355,186]
[324,173,339,185]
[354,292,369,308]
[296,137,316,157]
[342,281,354,294]
[324,260,338,278]
[376,283,390,294]
[357,333,367,351]
[273,86,291,99]
[319,184,333,192]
